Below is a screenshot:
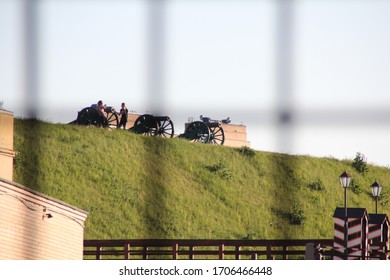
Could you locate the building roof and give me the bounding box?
[368,213,389,225]
[0,177,88,216]
[333,207,367,219]
[0,108,13,115]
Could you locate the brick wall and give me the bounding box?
[0,179,88,260]
[221,123,250,148]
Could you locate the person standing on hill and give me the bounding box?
[96,100,107,127]
[118,102,128,129]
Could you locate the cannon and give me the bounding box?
[180,120,225,145]
[71,105,228,145]
[129,114,174,138]
[75,104,119,129]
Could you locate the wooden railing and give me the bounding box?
[83,239,333,260]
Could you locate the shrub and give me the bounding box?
[349,179,362,195]
[289,203,306,225]
[207,158,227,172]
[307,178,326,191]
[242,232,256,240]
[237,146,256,158]
[206,158,233,180]
[352,152,369,175]
[220,168,233,180]
[379,190,389,207]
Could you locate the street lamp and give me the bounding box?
[339,171,352,215]
[339,171,351,260]
[370,181,382,214]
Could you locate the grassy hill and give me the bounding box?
[12,118,390,240]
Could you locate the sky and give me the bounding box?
[1,0,390,168]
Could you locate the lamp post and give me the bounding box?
[370,181,382,214]
[339,171,351,260]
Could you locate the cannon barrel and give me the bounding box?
[153,116,171,122]
[104,106,116,113]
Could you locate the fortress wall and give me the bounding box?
[221,123,249,146]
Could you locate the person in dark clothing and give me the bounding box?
[118,102,128,129]
[96,100,107,127]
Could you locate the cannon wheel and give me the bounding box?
[156,118,175,138]
[105,110,119,130]
[77,107,104,127]
[132,114,159,136]
[183,121,210,143]
[209,125,225,145]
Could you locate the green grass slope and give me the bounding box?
[13,118,390,240]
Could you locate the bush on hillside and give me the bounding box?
[236,146,256,158]
[289,203,306,225]
[206,158,233,180]
[352,152,369,175]
[379,190,389,207]
[307,178,326,191]
[349,179,362,195]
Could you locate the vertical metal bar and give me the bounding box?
[344,187,348,260]
[146,0,166,115]
[275,0,295,152]
[22,0,39,119]
[375,197,378,214]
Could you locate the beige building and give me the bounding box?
[0,108,88,259]
[0,109,16,181]
[220,122,250,148]
[0,179,88,260]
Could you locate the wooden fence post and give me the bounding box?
[235,245,241,260]
[143,246,148,260]
[219,244,225,260]
[96,246,101,260]
[124,243,130,260]
[266,244,274,260]
[173,242,178,260]
[189,246,194,260]
[283,245,288,260]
